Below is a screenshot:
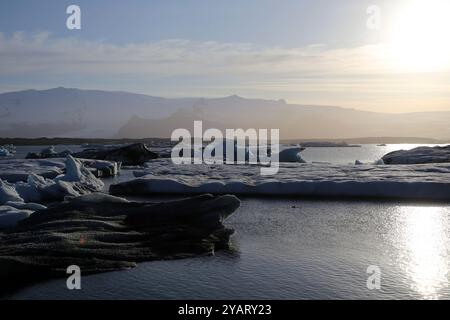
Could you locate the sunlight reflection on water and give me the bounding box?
[395,206,449,299]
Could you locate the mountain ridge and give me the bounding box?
[1,87,450,139]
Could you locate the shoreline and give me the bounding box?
[0,137,448,146]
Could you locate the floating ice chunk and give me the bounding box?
[0,147,12,157]
[55,155,104,191]
[0,145,15,157]
[0,179,24,205]
[58,155,82,181]
[25,146,73,159]
[14,174,55,203]
[278,147,306,163]
[373,159,385,165]
[0,158,118,183]
[73,143,158,166]
[382,145,450,164]
[42,146,57,156]
[5,156,105,204]
[65,192,130,204]
[0,206,32,229]
[354,159,384,165]
[0,158,65,183]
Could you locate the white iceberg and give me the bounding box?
[0,157,118,183]
[2,156,105,204]
[354,159,384,165]
[0,179,24,204]
[0,147,12,157]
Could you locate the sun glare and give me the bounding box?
[388,0,450,72]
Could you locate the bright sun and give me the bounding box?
[388,0,450,72]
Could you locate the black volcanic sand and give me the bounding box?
[0,194,240,295]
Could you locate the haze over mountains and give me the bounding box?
[1,87,450,140]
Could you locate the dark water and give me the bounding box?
[7,143,445,164]
[8,198,450,300]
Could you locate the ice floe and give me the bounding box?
[0,147,12,157]
[382,145,450,164]
[355,159,385,165]
[26,145,72,159]
[73,143,158,166]
[1,155,105,205]
[0,194,240,290]
[110,158,450,200]
[278,147,306,163]
[0,157,118,183]
[0,179,23,203]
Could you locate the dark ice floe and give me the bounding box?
[0,193,241,293]
[73,143,158,166]
[383,145,450,164]
[110,159,450,200]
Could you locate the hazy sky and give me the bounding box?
[1,0,449,113]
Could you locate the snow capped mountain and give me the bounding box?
[1,87,450,140]
[0,87,195,137]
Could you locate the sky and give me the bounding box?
[0,0,450,113]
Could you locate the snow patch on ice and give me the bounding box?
[1,156,104,205]
[0,179,24,204]
[65,192,129,204]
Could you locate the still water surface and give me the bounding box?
[8,198,450,299]
[3,144,450,299]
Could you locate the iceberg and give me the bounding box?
[0,179,24,204]
[0,147,11,157]
[111,158,450,201]
[1,156,105,204]
[73,143,158,166]
[0,157,118,183]
[26,145,72,159]
[383,145,450,164]
[354,159,384,165]
[278,147,306,163]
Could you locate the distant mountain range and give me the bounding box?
[1,87,450,140]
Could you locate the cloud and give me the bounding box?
[0,32,449,112]
[0,32,397,78]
